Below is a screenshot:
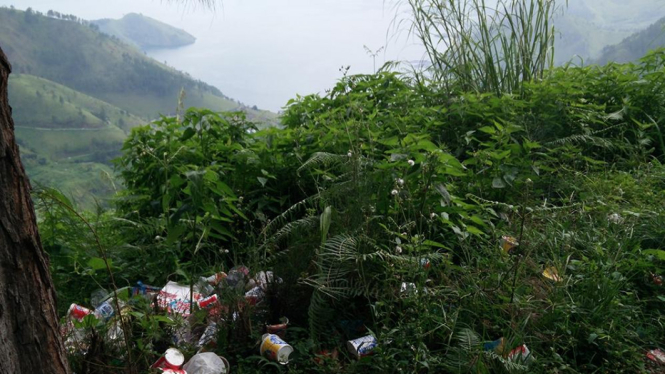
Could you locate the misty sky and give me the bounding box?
[1,0,425,111]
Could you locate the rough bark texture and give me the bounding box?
[0,47,70,374]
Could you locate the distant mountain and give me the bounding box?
[0,7,275,120]
[92,13,196,51]
[594,17,665,65]
[0,7,277,208]
[553,0,665,65]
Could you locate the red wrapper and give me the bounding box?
[68,303,92,322]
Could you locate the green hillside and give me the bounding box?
[553,0,665,64]
[9,74,143,131]
[10,74,139,162]
[9,74,136,208]
[0,7,276,121]
[92,13,196,50]
[594,17,665,64]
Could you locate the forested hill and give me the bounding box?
[92,13,196,50]
[553,0,664,65]
[0,7,275,121]
[594,17,665,65]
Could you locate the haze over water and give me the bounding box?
[2,0,424,112]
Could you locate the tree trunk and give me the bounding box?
[0,47,70,373]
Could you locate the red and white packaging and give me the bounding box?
[508,344,532,363]
[197,294,219,309]
[203,272,227,286]
[156,281,202,317]
[245,286,265,305]
[151,348,185,370]
[647,349,665,364]
[68,303,92,322]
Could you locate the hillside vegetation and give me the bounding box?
[41,48,665,373]
[9,74,143,131]
[92,13,196,50]
[595,17,665,64]
[553,0,665,64]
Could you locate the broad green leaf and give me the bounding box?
[492,177,506,189]
[88,257,109,271]
[643,249,665,261]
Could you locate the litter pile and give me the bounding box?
[60,244,664,372]
[61,266,294,373]
[61,266,386,373]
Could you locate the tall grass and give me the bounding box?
[403,0,566,95]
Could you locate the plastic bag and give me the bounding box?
[183,352,228,374]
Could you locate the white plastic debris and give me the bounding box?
[183,352,229,374]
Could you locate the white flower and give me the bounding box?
[407,159,415,167]
[395,246,403,254]
[608,213,623,224]
[430,213,437,219]
[347,151,353,157]
[391,189,399,196]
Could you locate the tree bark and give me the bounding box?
[0,47,70,373]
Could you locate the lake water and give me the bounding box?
[2,0,425,112]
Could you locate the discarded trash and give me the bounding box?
[542,267,562,282]
[226,266,250,289]
[94,299,116,321]
[483,337,505,353]
[245,286,265,305]
[68,303,92,322]
[501,236,519,253]
[132,281,161,298]
[152,348,185,371]
[254,271,282,291]
[420,258,431,270]
[651,273,663,286]
[266,317,289,339]
[347,335,377,359]
[91,289,109,308]
[183,352,230,374]
[203,272,228,286]
[260,333,293,364]
[157,281,203,317]
[400,282,417,295]
[198,294,220,310]
[507,344,533,363]
[197,322,218,349]
[647,349,665,364]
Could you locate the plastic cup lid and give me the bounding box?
[165,348,185,367]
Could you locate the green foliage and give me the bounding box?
[404,0,562,95]
[39,51,665,373]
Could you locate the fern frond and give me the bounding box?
[456,328,481,351]
[297,152,348,175]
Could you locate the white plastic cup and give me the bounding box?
[260,333,293,364]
